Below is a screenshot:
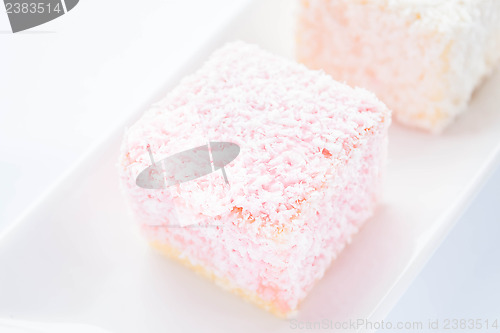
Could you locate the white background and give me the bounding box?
[0,0,499,330]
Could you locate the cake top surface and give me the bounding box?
[303,0,496,34]
[120,41,389,233]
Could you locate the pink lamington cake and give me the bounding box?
[119,41,391,317]
[296,0,500,133]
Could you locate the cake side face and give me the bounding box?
[297,0,500,132]
[119,41,391,316]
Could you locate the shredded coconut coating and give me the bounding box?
[297,0,500,132]
[119,41,391,316]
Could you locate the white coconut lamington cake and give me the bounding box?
[297,0,500,132]
[119,42,391,317]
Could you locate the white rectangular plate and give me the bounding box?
[1,0,500,332]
